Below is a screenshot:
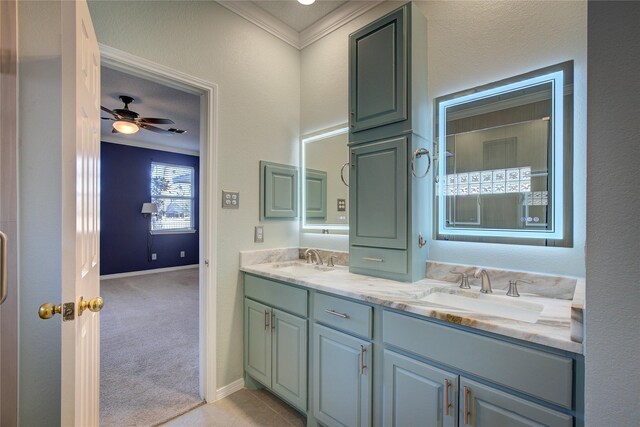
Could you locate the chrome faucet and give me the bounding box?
[474,269,493,294]
[304,248,323,265]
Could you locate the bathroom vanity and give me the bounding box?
[248,2,583,425]
[240,254,584,427]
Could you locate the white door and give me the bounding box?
[60,1,101,425]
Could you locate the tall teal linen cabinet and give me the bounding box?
[348,2,430,282]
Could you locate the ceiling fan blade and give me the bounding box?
[101,106,116,116]
[140,123,172,135]
[139,117,175,125]
[101,117,114,120]
[168,128,187,134]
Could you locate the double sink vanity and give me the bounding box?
[240,248,584,427]
[247,2,584,426]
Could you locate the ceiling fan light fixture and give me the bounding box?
[298,0,315,5]
[113,120,139,134]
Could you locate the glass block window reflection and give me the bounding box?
[444,167,531,196]
[150,162,195,232]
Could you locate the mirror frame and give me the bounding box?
[301,124,349,232]
[435,62,573,243]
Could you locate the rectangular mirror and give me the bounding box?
[301,125,349,232]
[435,62,573,245]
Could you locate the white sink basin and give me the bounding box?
[421,290,544,324]
[271,262,334,273]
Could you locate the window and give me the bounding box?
[150,162,195,233]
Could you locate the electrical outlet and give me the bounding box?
[151,253,157,261]
[337,198,346,212]
[222,190,240,209]
[254,226,264,243]
[180,251,185,258]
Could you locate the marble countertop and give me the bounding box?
[240,256,583,354]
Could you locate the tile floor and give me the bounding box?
[162,388,306,427]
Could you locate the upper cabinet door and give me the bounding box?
[350,136,407,249]
[349,6,407,134]
[260,161,299,220]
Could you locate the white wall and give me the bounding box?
[300,1,587,277]
[88,1,301,388]
[585,2,640,425]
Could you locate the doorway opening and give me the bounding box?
[98,47,218,425]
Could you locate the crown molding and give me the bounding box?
[217,1,300,49]
[216,1,383,50]
[300,1,382,49]
[102,136,200,157]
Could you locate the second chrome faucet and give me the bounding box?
[474,269,493,294]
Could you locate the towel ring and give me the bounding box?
[411,148,431,178]
[340,162,349,187]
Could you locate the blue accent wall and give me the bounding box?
[100,142,199,275]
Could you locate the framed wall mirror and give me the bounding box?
[301,125,349,232]
[434,61,573,246]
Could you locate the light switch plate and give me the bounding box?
[222,190,240,209]
[254,226,264,243]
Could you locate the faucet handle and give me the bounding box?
[506,279,532,297]
[450,271,471,289]
[327,255,337,268]
[305,252,313,264]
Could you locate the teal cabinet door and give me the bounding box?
[349,6,406,134]
[260,161,299,220]
[244,298,271,386]
[460,378,573,427]
[383,350,457,427]
[350,136,407,249]
[272,308,308,412]
[313,324,371,427]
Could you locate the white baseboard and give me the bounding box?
[100,264,198,280]
[215,378,245,401]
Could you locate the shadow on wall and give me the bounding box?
[100,142,199,275]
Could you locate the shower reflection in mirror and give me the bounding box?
[301,125,349,233]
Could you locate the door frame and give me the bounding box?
[99,44,219,401]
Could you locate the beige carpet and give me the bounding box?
[100,268,203,426]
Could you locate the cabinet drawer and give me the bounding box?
[350,246,408,275]
[383,311,573,409]
[314,293,372,339]
[244,274,307,317]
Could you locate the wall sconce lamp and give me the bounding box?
[141,203,157,262]
[141,202,158,218]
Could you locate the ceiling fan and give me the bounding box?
[101,95,186,135]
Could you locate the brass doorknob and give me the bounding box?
[78,296,104,316]
[38,303,62,319]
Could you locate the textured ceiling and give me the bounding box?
[251,0,348,32]
[101,66,200,153]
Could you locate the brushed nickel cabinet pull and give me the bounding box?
[363,257,384,263]
[463,386,470,425]
[271,311,275,331]
[264,309,270,331]
[0,230,7,305]
[444,379,452,416]
[359,345,367,374]
[325,309,349,319]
